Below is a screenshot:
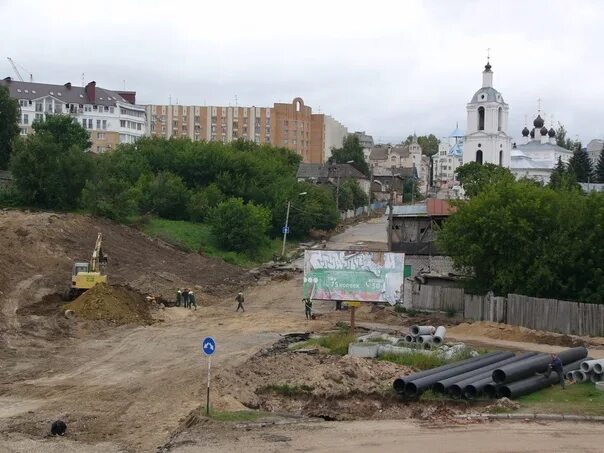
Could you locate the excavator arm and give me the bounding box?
[90,232,107,272]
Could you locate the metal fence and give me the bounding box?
[410,285,604,337]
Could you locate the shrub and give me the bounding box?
[208,198,271,253]
[137,171,190,220]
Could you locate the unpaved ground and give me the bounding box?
[3,211,604,452]
[165,419,604,453]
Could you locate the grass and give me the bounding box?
[257,384,314,397]
[208,410,270,422]
[378,348,477,370]
[294,330,357,356]
[516,382,604,416]
[140,218,289,267]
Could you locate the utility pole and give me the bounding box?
[387,188,393,252]
[281,201,291,257]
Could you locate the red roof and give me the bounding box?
[426,199,456,216]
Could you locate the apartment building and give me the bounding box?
[0,77,146,153]
[145,97,349,163]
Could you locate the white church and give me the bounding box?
[462,61,512,168]
[461,59,571,183]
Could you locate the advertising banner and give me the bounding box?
[303,250,405,305]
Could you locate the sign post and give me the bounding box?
[345,301,361,334]
[202,336,216,416]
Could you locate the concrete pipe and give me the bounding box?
[565,371,575,381]
[410,325,436,336]
[497,358,587,399]
[584,359,604,374]
[574,370,589,383]
[590,373,603,383]
[492,347,588,384]
[417,335,433,344]
[393,354,489,394]
[433,326,446,345]
[444,353,538,397]
[404,352,514,397]
[422,342,433,351]
[404,334,415,343]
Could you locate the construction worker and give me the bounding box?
[544,353,565,389]
[176,289,182,307]
[182,288,190,309]
[189,291,197,310]
[235,292,245,312]
[304,297,313,320]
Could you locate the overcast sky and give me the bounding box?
[2,0,603,144]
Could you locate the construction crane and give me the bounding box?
[7,57,33,82]
[63,233,109,300]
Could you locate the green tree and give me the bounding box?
[137,171,190,220]
[404,134,440,156]
[188,184,225,221]
[455,162,515,197]
[333,181,355,211]
[568,146,594,183]
[0,86,20,169]
[595,147,604,183]
[341,178,368,208]
[549,157,579,191]
[209,197,271,252]
[32,114,92,151]
[328,135,370,176]
[10,133,93,209]
[438,181,604,302]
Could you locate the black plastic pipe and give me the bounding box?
[444,352,538,397]
[463,377,494,400]
[405,352,513,397]
[492,347,587,384]
[483,382,499,398]
[497,357,590,399]
[392,354,488,393]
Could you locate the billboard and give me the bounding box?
[303,250,405,305]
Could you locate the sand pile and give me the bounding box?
[66,283,154,325]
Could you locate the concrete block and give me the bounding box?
[348,343,379,358]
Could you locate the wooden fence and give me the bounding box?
[410,285,604,337]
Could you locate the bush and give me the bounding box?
[188,184,225,222]
[0,184,24,207]
[208,198,271,253]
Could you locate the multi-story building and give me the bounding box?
[145,97,349,164]
[310,113,348,163]
[0,78,146,153]
[433,125,464,187]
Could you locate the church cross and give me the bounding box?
[537,98,542,113]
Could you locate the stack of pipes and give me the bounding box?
[393,346,590,400]
[567,359,604,383]
[404,325,447,350]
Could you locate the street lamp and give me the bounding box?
[281,192,307,257]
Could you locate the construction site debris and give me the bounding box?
[65,283,154,325]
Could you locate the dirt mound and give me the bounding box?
[0,210,253,330]
[448,321,590,347]
[66,283,154,325]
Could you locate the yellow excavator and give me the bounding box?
[64,232,108,300]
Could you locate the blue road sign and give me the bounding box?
[202,336,216,356]
[282,226,289,234]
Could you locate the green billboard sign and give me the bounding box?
[303,250,406,305]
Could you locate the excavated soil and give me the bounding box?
[212,350,474,422]
[66,283,154,325]
[448,321,603,347]
[0,210,252,333]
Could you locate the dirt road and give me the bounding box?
[167,419,604,453]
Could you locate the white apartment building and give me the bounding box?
[0,78,146,153]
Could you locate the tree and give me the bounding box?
[549,157,579,191]
[555,122,580,151]
[188,184,225,221]
[137,171,190,220]
[10,133,93,209]
[455,162,515,197]
[595,147,604,183]
[404,134,440,156]
[568,145,594,183]
[328,135,370,176]
[32,114,92,151]
[0,86,20,169]
[438,180,604,302]
[209,198,271,252]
